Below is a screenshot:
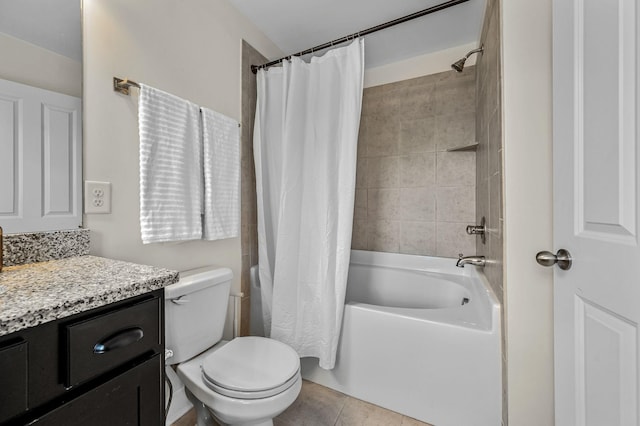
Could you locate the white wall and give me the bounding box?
[82,0,282,293]
[502,0,554,424]
[0,32,82,97]
[364,42,478,88]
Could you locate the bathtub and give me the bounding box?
[300,250,501,426]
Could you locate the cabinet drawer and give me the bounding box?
[65,296,161,387]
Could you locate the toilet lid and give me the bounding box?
[201,337,300,397]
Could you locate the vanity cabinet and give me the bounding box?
[0,290,164,425]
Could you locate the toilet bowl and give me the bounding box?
[177,339,302,426]
[165,267,301,426]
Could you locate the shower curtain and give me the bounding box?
[253,39,364,369]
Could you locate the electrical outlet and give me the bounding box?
[84,181,111,214]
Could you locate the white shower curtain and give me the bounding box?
[254,39,364,369]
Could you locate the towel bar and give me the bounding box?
[113,76,241,128]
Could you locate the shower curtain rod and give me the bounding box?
[250,0,470,74]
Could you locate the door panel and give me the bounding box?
[581,0,622,227]
[578,0,637,241]
[0,96,20,216]
[553,0,640,424]
[575,298,637,425]
[42,104,78,216]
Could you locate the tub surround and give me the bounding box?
[2,229,90,267]
[352,70,477,257]
[476,0,503,313]
[240,41,267,336]
[0,255,178,336]
[474,0,506,423]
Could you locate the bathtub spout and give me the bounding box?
[456,254,486,268]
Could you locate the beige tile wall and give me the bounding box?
[240,41,266,336]
[475,0,506,424]
[352,71,477,258]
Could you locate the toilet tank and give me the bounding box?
[165,266,233,365]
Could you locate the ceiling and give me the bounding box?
[0,0,82,62]
[229,0,486,69]
[0,0,484,68]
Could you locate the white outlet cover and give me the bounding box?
[84,181,111,214]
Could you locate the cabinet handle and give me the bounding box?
[170,295,190,305]
[93,327,144,354]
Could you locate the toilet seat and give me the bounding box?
[201,336,300,400]
[177,342,302,426]
[203,367,301,400]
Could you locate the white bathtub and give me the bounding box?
[300,250,502,426]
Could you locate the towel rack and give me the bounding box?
[113,76,241,127]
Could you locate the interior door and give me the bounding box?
[552,0,640,425]
[0,78,82,233]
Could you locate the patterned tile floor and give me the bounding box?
[172,380,433,426]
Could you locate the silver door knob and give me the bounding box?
[536,249,572,270]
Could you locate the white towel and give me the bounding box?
[201,107,240,240]
[138,84,203,244]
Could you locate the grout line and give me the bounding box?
[333,393,349,426]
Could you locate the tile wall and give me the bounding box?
[352,70,477,257]
[475,0,506,423]
[240,41,266,336]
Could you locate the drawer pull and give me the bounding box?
[93,327,144,354]
[170,296,190,305]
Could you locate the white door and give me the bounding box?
[552,0,640,424]
[0,78,82,233]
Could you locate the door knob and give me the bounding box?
[536,249,572,270]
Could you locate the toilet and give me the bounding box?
[165,266,302,426]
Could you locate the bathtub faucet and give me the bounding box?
[456,253,486,268]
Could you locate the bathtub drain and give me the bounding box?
[461,297,470,305]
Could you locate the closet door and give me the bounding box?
[0,78,82,233]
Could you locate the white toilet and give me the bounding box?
[165,266,302,426]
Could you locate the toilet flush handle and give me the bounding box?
[170,295,190,305]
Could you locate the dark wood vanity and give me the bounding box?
[0,289,165,425]
[0,253,178,425]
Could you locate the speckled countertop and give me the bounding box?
[0,256,179,336]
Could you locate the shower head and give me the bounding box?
[451,58,467,73]
[451,46,484,73]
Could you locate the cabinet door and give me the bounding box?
[0,340,28,423]
[0,78,82,233]
[33,354,163,426]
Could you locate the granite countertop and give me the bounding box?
[0,255,179,336]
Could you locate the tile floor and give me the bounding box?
[171,380,433,426]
